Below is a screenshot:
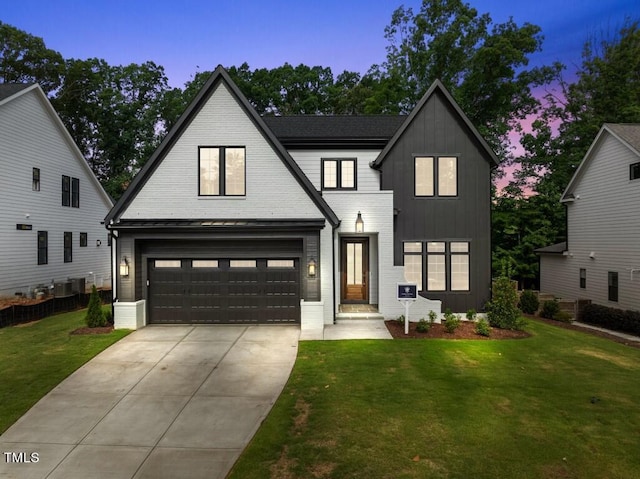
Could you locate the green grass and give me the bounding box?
[0,307,130,434]
[230,319,640,479]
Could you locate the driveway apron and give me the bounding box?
[0,324,300,479]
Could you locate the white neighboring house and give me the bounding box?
[0,84,113,297]
[537,123,640,311]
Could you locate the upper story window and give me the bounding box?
[199,146,245,196]
[415,156,458,197]
[62,175,79,207]
[32,168,40,191]
[630,162,640,180]
[322,158,356,190]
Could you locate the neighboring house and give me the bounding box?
[537,123,640,311]
[0,84,113,297]
[106,66,497,330]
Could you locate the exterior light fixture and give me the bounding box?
[96,239,102,247]
[355,211,364,233]
[119,257,130,277]
[307,258,317,278]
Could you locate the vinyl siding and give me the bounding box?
[289,150,381,192]
[0,88,112,295]
[122,83,322,220]
[555,132,640,310]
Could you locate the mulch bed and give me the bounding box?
[384,319,529,340]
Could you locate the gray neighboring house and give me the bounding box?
[0,84,113,297]
[537,123,640,311]
[106,66,498,331]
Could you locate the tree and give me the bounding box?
[377,0,560,157]
[85,284,106,328]
[0,21,64,94]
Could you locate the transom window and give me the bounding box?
[404,240,470,292]
[415,156,458,197]
[322,158,356,190]
[631,162,640,180]
[199,146,246,196]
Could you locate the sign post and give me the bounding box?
[397,283,417,335]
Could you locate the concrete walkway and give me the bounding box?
[300,319,393,340]
[573,321,640,343]
[0,325,299,479]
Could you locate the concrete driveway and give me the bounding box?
[0,324,299,479]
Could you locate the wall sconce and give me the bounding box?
[96,239,102,247]
[355,211,364,233]
[119,257,130,277]
[307,258,317,278]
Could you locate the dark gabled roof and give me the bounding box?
[371,79,499,169]
[263,115,406,148]
[535,242,567,255]
[105,66,339,227]
[0,83,34,102]
[111,218,327,231]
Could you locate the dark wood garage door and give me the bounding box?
[149,259,300,324]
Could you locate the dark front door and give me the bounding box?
[341,238,369,303]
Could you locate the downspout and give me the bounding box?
[332,222,338,324]
[110,227,118,319]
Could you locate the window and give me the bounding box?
[579,268,586,289]
[37,231,48,265]
[230,260,256,268]
[199,146,245,196]
[631,162,640,180]
[62,175,70,206]
[192,260,219,268]
[63,232,72,263]
[415,156,458,197]
[403,240,470,292]
[322,159,356,190]
[155,260,181,268]
[267,260,295,268]
[32,168,40,191]
[80,233,88,247]
[71,178,80,207]
[608,272,618,302]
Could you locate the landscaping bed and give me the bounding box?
[384,319,529,340]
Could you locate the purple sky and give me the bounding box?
[3,0,638,88]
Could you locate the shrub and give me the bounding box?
[416,318,431,333]
[396,314,405,325]
[85,285,106,328]
[428,310,438,323]
[553,310,573,323]
[475,318,491,337]
[104,309,113,325]
[486,276,523,330]
[581,304,640,335]
[443,308,455,322]
[466,309,477,321]
[518,290,539,315]
[444,314,461,333]
[540,300,560,319]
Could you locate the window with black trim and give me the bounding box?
[62,175,70,206]
[608,272,618,302]
[322,158,356,190]
[33,168,40,191]
[631,162,640,180]
[71,177,80,207]
[80,232,88,247]
[199,146,245,196]
[64,232,72,263]
[579,268,586,289]
[403,240,470,292]
[37,231,48,265]
[415,156,458,197]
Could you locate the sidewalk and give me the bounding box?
[572,321,640,343]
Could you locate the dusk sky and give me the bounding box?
[3,0,639,88]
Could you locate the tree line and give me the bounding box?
[1,0,639,287]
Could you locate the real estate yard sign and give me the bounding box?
[397,283,417,334]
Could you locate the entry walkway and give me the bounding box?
[0,325,299,479]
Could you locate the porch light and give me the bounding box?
[96,239,102,247]
[307,258,317,278]
[119,257,130,278]
[355,211,364,233]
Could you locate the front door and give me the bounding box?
[341,238,369,303]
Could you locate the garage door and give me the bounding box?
[148,258,300,324]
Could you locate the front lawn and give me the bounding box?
[0,308,129,434]
[230,319,640,479]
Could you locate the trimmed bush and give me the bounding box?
[540,300,560,320]
[518,290,539,315]
[85,285,106,328]
[475,318,491,337]
[581,304,640,335]
[466,309,477,321]
[416,318,431,333]
[553,310,573,323]
[486,276,523,330]
[444,314,461,333]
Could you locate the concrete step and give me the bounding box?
[335,312,385,321]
